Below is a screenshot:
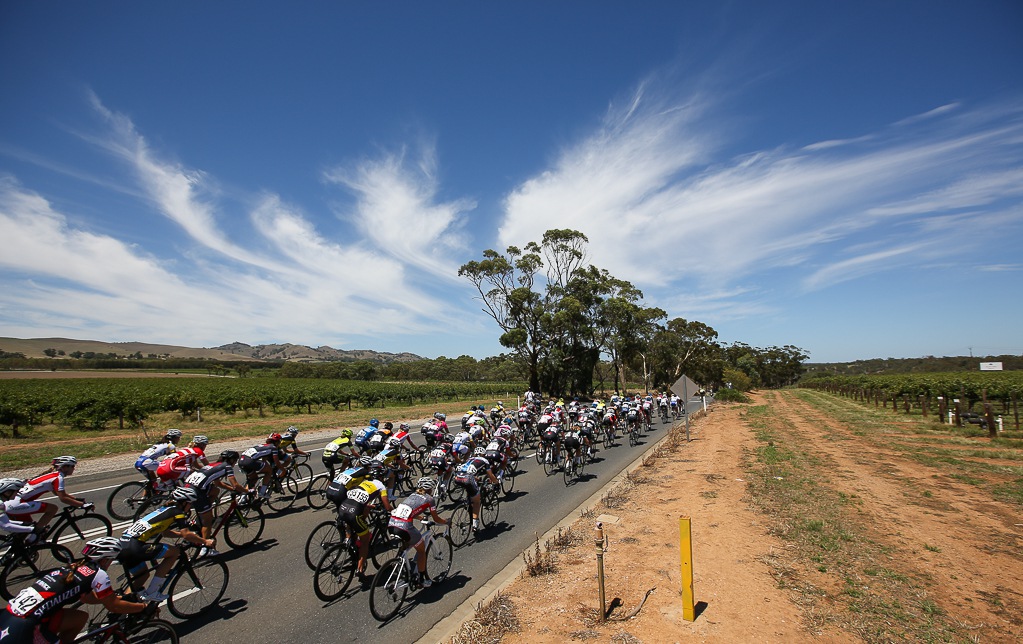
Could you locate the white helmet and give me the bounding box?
[83,536,122,561]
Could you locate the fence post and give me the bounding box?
[595,522,606,622]
[679,515,695,621]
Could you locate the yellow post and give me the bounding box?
[595,522,606,622]
[679,515,695,621]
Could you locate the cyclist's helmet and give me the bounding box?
[284,426,299,438]
[164,429,183,441]
[433,412,445,420]
[219,450,239,463]
[383,422,393,430]
[358,456,375,468]
[417,477,435,492]
[82,536,122,561]
[443,433,456,444]
[399,423,410,431]
[0,478,25,498]
[369,419,379,428]
[52,455,77,469]
[171,487,199,503]
[473,447,487,457]
[267,432,282,443]
[192,435,209,447]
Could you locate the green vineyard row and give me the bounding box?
[0,377,524,430]
[800,371,1023,402]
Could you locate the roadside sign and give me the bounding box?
[671,375,699,399]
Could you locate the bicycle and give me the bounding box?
[311,514,402,601]
[15,505,113,572]
[127,542,229,619]
[282,452,314,495]
[197,492,266,550]
[72,610,178,643]
[256,465,302,512]
[0,533,74,600]
[304,506,394,571]
[107,478,169,522]
[563,449,586,486]
[601,419,617,449]
[447,482,500,547]
[369,518,452,621]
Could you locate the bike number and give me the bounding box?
[124,519,152,539]
[347,488,371,504]
[242,447,258,458]
[8,587,44,616]
[184,471,206,486]
[392,504,413,520]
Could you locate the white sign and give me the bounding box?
[671,375,700,399]
[979,362,1003,371]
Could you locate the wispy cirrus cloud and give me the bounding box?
[323,143,475,280]
[498,87,1023,316]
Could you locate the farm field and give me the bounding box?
[461,389,1023,643]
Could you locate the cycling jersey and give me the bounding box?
[353,426,378,448]
[387,492,436,547]
[15,471,66,503]
[135,441,176,472]
[325,466,370,504]
[239,443,280,473]
[3,563,112,623]
[323,437,353,457]
[373,448,399,468]
[0,499,34,534]
[120,505,189,544]
[183,462,236,492]
[156,447,206,481]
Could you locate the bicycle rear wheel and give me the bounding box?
[425,535,452,582]
[126,618,179,643]
[0,543,74,600]
[265,474,300,512]
[562,458,573,486]
[304,520,341,570]
[166,557,229,619]
[107,481,149,521]
[542,446,557,476]
[306,474,331,510]
[480,491,500,528]
[313,543,356,601]
[534,442,544,464]
[223,503,265,549]
[500,468,515,495]
[448,505,473,547]
[369,558,409,622]
[369,528,403,570]
[52,514,113,554]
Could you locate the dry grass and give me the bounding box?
[449,591,520,644]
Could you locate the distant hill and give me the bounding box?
[0,337,424,364]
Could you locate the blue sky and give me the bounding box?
[1,2,1021,363]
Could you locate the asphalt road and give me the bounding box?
[15,399,707,643]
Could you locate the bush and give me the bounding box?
[714,388,751,403]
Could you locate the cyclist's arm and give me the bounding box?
[55,488,87,508]
[217,476,248,494]
[427,505,447,525]
[167,527,214,548]
[84,590,149,614]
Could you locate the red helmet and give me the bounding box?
[267,432,282,443]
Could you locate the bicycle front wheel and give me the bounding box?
[53,514,113,554]
[500,469,515,496]
[107,481,149,521]
[369,558,409,622]
[223,503,265,549]
[304,520,341,570]
[448,505,473,548]
[313,543,356,601]
[480,493,500,528]
[166,558,229,619]
[306,474,331,510]
[425,535,453,582]
[0,543,74,600]
[291,463,314,494]
[534,442,544,464]
[126,618,179,643]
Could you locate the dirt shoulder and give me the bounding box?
[455,390,1023,643]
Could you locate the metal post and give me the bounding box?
[595,522,606,622]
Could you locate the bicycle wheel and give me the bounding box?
[577,454,586,478]
[265,474,300,512]
[369,528,403,570]
[534,442,544,465]
[166,557,229,619]
[507,448,519,473]
[602,427,612,449]
[313,543,356,601]
[447,481,466,504]
[291,463,314,493]
[132,491,170,522]
[370,558,409,622]
[126,618,180,643]
[0,543,74,600]
[107,481,149,521]
[500,468,515,495]
[306,474,331,510]
[563,458,573,486]
[52,514,113,554]
[223,503,265,549]
[542,446,557,476]
[629,426,639,447]
[448,505,473,548]
[480,491,500,528]
[304,520,341,570]
[425,535,452,582]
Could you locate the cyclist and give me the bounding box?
[239,432,284,500]
[322,427,358,479]
[0,536,150,644]
[670,393,682,417]
[451,429,475,463]
[578,416,597,458]
[420,419,445,448]
[278,426,309,466]
[386,477,448,587]
[155,435,210,488]
[184,450,250,555]
[133,429,183,487]
[425,439,456,500]
[353,419,381,453]
[658,394,669,420]
[563,424,584,468]
[366,422,395,454]
[0,477,39,541]
[432,412,449,434]
[641,395,654,424]
[483,434,512,478]
[452,448,500,535]
[324,457,373,506]
[8,456,92,534]
[337,461,392,577]
[118,486,215,602]
[540,419,563,467]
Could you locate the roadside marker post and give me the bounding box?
[679,515,695,621]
